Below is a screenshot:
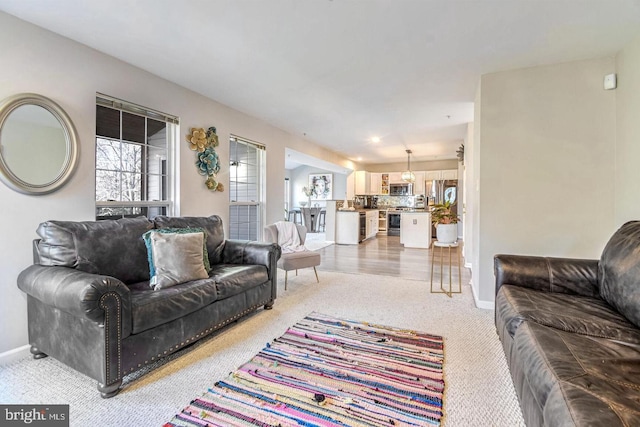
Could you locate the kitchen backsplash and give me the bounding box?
[377,195,415,208]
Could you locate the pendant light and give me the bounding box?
[401,149,415,183]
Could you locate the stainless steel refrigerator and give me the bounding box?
[427,179,458,235]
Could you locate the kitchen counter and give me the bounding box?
[335,211,360,245]
[335,210,379,244]
[400,211,432,249]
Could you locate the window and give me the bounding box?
[229,136,266,240]
[95,94,178,220]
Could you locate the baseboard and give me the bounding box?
[469,280,495,310]
[0,344,30,366]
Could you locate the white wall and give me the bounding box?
[615,34,640,226]
[0,12,353,356]
[470,84,482,304]
[461,122,473,267]
[475,57,617,305]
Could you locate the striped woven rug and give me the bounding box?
[165,312,445,426]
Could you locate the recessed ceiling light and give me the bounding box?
[371,136,380,143]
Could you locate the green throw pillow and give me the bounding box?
[143,230,210,290]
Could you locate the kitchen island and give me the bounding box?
[335,209,378,244]
[400,211,431,248]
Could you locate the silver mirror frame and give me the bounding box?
[0,93,79,195]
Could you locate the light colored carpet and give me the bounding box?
[0,271,525,427]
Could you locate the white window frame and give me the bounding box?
[228,135,266,241]
[95,93,179,219]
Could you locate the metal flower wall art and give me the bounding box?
[187,126,224,192]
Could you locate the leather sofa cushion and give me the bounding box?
[36,217,153,284]
[497,285,640,344]
[512,321,640,426]
[209,264,268,300]
[128,278,218,334]
[599,221,640,328]
[154,215,225,265]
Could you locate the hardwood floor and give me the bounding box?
[316,234,470,284]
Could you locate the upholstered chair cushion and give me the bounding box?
[278,250,321,271]
[599,221,640,327]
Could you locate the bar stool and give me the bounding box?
[288,208,302,225]
[430,241,462,297]
[318,209,326,232]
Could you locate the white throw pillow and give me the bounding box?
[148,231,209,289]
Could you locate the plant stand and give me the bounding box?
[430,241,462,297]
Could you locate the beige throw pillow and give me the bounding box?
[148,231,209,289]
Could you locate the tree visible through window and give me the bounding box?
[95,95,177,220]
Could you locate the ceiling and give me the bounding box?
[284,148,353,174]
[2,1,640,165]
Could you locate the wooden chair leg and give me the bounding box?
[296,269,298,276]
[284,271,288,290]
[313,266,319,283]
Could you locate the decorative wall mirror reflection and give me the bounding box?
[0,93,79,195]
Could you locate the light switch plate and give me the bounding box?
[604,73,617,90]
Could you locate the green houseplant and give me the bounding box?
[430,201,459,225]
[430,201,459,243]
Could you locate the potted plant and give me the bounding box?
[430,201,459,243]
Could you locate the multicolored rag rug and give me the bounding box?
[165,312,445,426]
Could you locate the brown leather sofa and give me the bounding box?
[495,221,640,426]
[17,215,281,398]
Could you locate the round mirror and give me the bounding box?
[0,93,79,195]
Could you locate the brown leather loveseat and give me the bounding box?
[17,215,281,398]
[495,221,640,426]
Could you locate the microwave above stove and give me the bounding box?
[389,183,413,196]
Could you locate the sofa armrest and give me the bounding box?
[17,265,132,338]
[494,254,599,298]
[222,240,282,279]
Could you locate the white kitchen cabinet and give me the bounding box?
[388,172,403,182]
[400,212,431,249]
[441,169,458,180]
[413,171,426,195]
[354,171,371,195]
[370,173,382,195]
[346,172,355,199]
[365,210,378,238]
[425,170,441,181]
[425,170,458,181]
[336,211,360,245]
